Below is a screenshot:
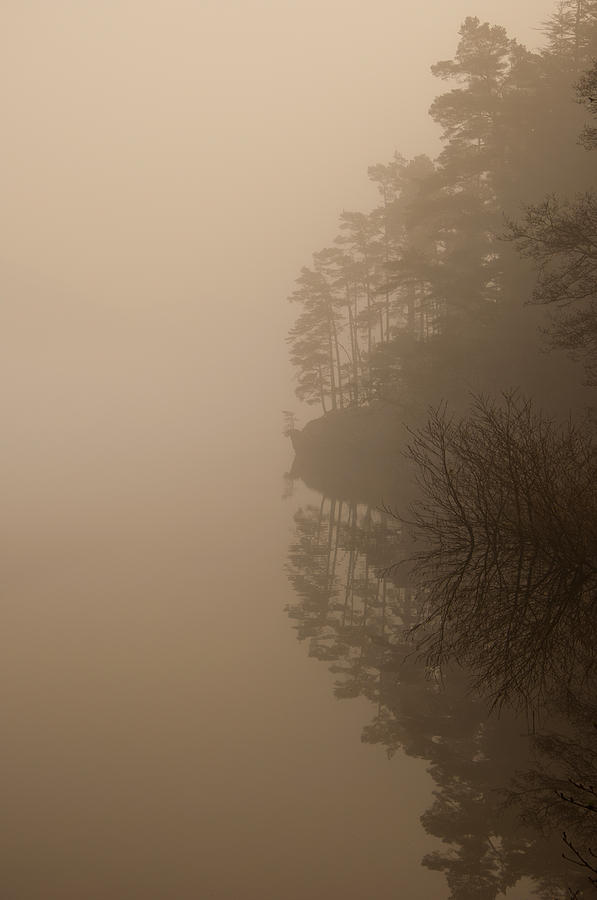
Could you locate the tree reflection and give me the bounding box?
[400,392,597,895]
[508,698,597,895]
[286,497,413,703]
[285,486,594,897]
[405,394,597,713]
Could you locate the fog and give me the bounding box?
[3,0,552,555]
[2,2,571,898]
[3,1,550,419]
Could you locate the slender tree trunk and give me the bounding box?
[331,500,342,584]
[419,281,428,339]
[385,289,391,342]
[316,494,326,547]
[317,364,327,414]
[331,312,344,409]
[382,191,392,343]
[347,302,359,404]
[327,330,337,411]
[407,282,416,335]
[366,274,373,396]
[343,547,355,629]
[574,0,583,71]
[324,497,336,593]
[353,282,362,398]
[364,557,370,628]
[343,502,358,627]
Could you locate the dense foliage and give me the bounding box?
[287,2,597,418]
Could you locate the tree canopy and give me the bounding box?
[286,4,597,419]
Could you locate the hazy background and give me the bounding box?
[2,3,554,898]
[3,0,551,443]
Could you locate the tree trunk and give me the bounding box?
[347,302,359,404]
[407,282,416,335]
[331,312,344,409]
[317,364,327,414]
[327,331,337,410]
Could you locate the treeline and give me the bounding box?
[287,2,597,417]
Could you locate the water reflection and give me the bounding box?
[284,487,597,898]
[510,698,597,897]
[406,396,597,716]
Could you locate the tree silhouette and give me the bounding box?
[404,393,597,712]
[284,475,591,897]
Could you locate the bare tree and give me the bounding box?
[404,393,597,711]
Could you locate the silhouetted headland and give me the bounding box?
[288,400,414,507]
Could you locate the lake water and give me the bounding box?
[4,425,443,897]
[3,302,572,899]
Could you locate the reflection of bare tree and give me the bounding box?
[507,698,597,896]
[284,489,589,897]
[394,391,597,894]
[405,393,597,712]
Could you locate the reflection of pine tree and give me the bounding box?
[508,698,597,896]
[285,497,409,692]
[285,486,589,897]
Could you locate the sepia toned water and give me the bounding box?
[3,298,448,899]
[2,4,570,895]
[4,289,571,899]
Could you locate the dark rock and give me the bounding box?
[288,401,413,507]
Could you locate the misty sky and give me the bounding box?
[2,0,554,437]
[1,6,572,897]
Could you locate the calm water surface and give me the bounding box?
[3,303,557,899]
[3,347,446,898]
